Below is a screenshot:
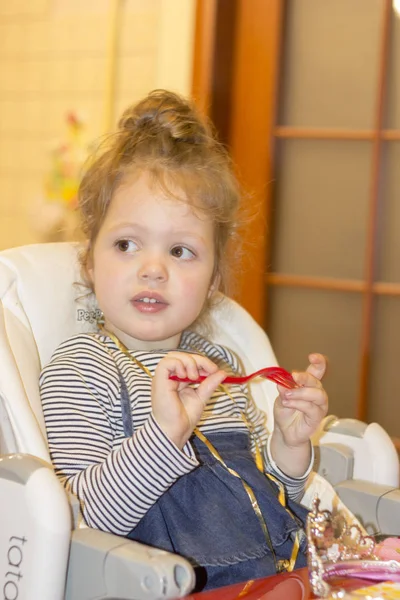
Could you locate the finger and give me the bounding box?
[281,386,328,411]
[177,355,200,381]
[306,353,327,381]
[157,355,202,381]
[156,357,189,381]
[165,352,220,379]
[291,370,323,389]
[189,354,220,376]
[195,370,227,404]
[280,397,328,422]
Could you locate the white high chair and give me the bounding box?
[0,242,399,600]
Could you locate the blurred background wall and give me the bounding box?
[0,0,195,248]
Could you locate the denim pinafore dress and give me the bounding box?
[117,370,309,591]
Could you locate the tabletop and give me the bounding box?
[185,567,374,600]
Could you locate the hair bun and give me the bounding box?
[118,89,208,144]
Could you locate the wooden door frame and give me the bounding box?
[192,0,284,325]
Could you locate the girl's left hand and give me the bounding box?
[273,353,328,448]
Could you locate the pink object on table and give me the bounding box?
[374,537,400,561]
[324,558,400,582]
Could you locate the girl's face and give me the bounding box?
[89,173,217,350]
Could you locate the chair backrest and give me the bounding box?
[0,242,279,462]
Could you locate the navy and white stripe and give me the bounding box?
[40,330,311,535]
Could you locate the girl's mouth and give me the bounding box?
[137,297,161,304]
[131,292,168,313]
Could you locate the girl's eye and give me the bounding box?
[170,246,195,260]
[115,239,138,253]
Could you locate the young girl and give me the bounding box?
[40,89,328,591]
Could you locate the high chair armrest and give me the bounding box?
[66,529,195,600]
[313,442,355,486]
[335,479,400,536]
[313,416,399,487]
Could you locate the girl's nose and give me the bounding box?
[138,256,168,282]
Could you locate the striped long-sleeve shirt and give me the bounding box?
[40,330,312,535]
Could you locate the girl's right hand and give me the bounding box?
[152,352,226,449]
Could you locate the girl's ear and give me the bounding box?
[208,274,221,299]
[86,243,94,283]
[87,265,94,283]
